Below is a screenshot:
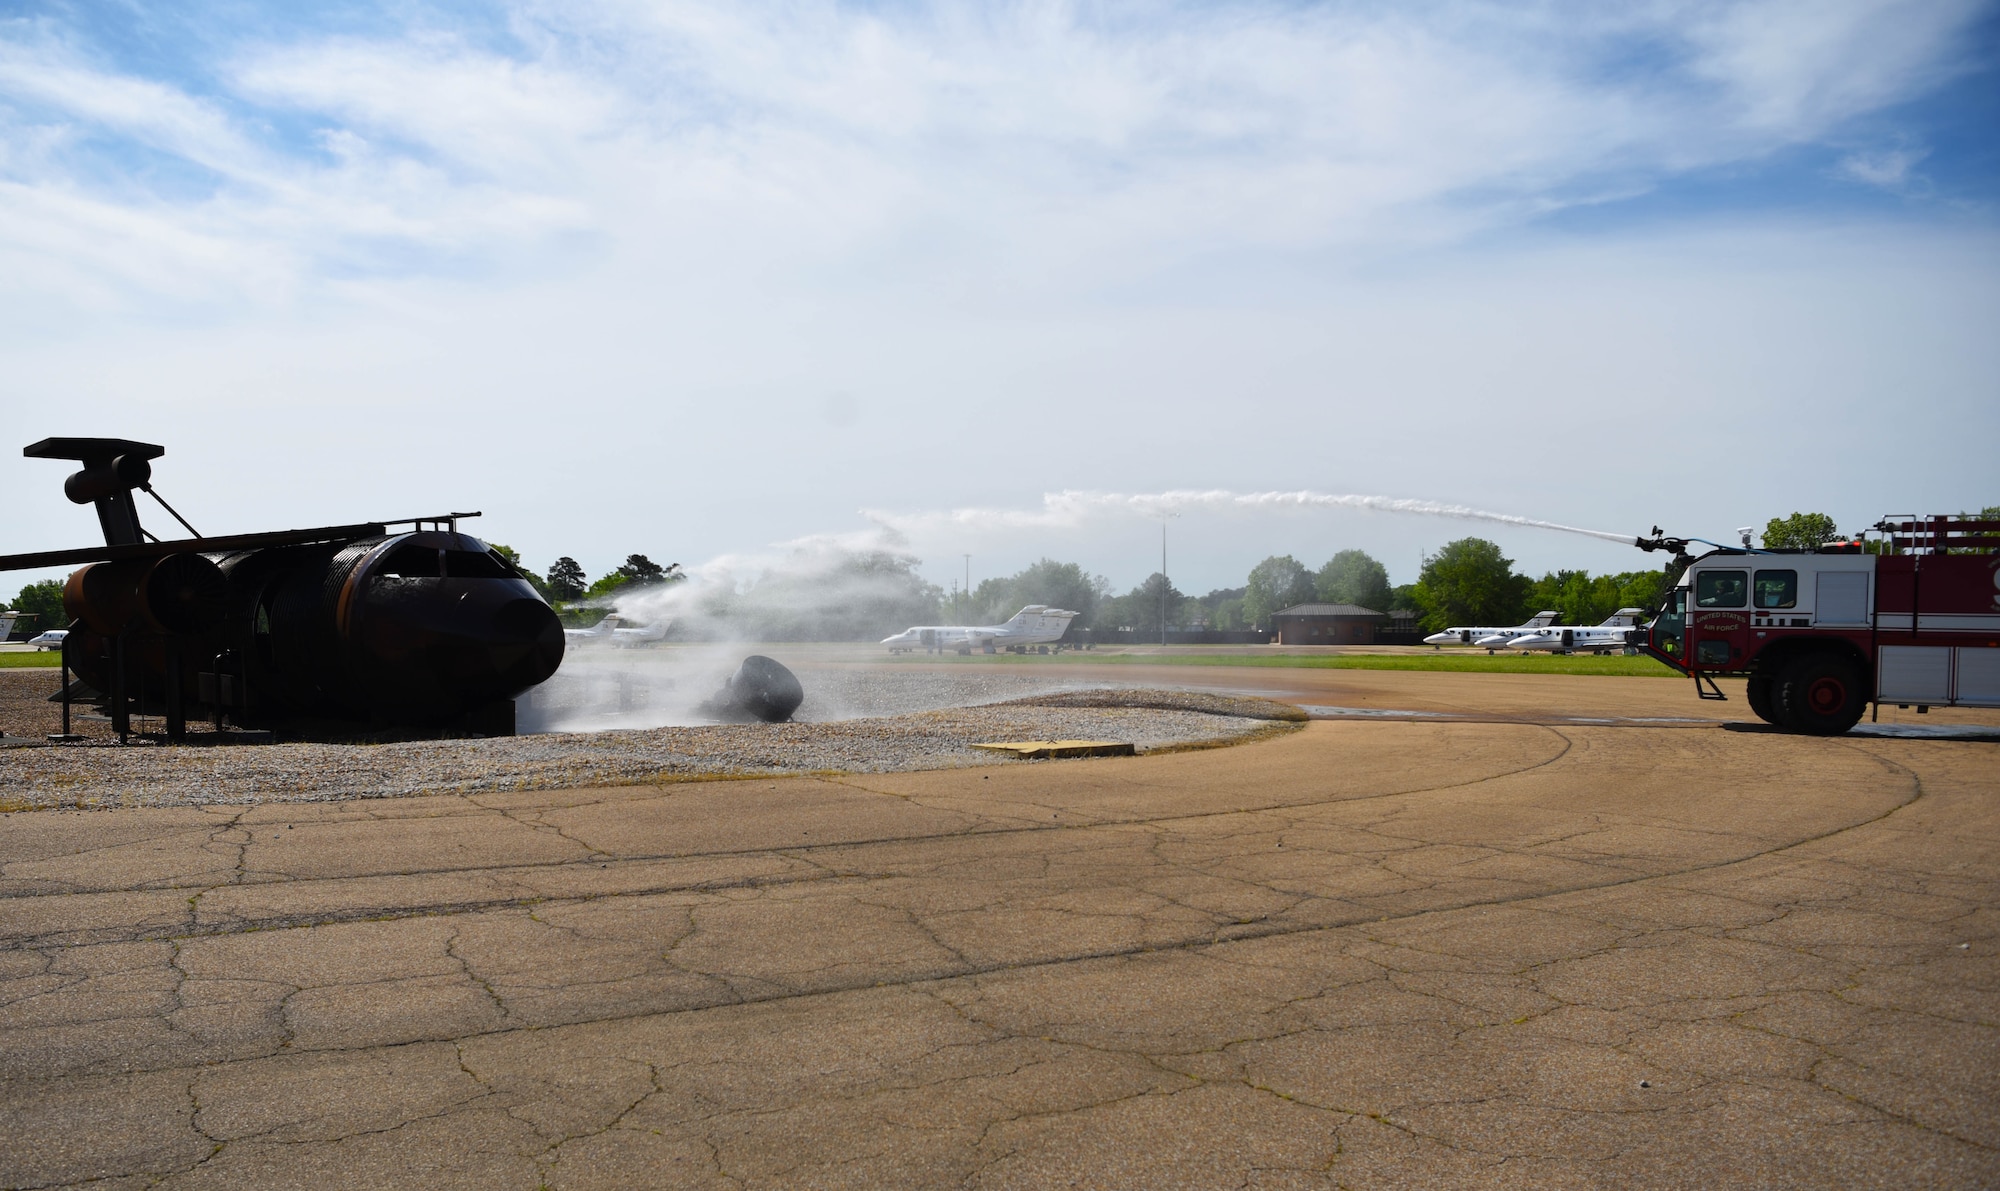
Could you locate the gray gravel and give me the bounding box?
[0,689,1299,810]
[518,656,1125,732]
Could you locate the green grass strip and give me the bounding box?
[0,651,63,668]
[882,651,1679,676]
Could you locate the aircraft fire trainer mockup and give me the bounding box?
[0,438,566,740]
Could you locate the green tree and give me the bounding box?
[1117,573,1185,636]
[545,556,587,602]
[1088,575,1176,635]
[1242,555,1316,628]
[617,554,675,586]
[10,579,66,635]
[1613,569,1670,613]
[487,544,552,601]
[586,554,683,600]
[1188,586,1247,630]
[1315,549,1392,611]
[1208,597,1247,630]
[1762,512,1839,550]
[1410,538,1530,632]
[967,559,1112,626]
[1947,506,2000,553]
[1516,569,1668,625]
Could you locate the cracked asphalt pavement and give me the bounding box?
[1,674,1995,1188]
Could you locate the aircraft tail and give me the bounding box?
[1523,610,1558,629]
[1597,607,1646,627]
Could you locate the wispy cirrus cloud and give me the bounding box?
[0,0,1988,310]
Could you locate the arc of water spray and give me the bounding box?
[862,490,1640,546]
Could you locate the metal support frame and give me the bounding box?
[110,631,129,743]
[165,637,185,742]
[55,626,74,740]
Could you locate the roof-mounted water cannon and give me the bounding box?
[1633,526,1693,565]
[1736,527,1756,549]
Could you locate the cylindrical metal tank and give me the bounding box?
[62,530,563,730]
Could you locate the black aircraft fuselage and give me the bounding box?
[5,438,563,737]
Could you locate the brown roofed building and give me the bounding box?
[1270,603,1389,645]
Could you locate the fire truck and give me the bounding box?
[1629,516,2000,735]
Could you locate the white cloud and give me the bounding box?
[0,3,1991,590]
[1836,143,1931,190]
[0,0,1985,309]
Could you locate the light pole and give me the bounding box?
[1160,514,1179,646]
[963,554,971,621]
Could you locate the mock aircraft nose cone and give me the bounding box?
[491,598,565,687]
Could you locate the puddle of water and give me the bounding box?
[1847,723,2000,741]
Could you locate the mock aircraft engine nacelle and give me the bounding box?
[63,553,229,636]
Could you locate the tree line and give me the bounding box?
[12,508,1991,641]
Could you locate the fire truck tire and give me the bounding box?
[1745,675,1779,725]
[1774,654,1866,735]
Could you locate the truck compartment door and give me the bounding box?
[1956,648,2000,706]
[1815,572,1869,626]
[1878,646,1951,702]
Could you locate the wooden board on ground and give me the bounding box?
[970,739,1137,759]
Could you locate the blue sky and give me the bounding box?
[2,1,1995,596]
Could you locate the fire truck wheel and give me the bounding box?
[1775,653,1866,735]
[1745,675,1779,725]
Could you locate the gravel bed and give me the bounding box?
[519,657,1122,732]
[0,690,1298,810]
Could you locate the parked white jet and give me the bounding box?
[564,614,669,648]
[1503,608,1648,654]
[883,606,1080,654]
[26,628,67,651]
[1422,611,1559,652]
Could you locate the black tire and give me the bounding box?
[1773,653,1866,735]
[1745,675,1780,725]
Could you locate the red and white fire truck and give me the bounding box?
[1630,516,2000,735]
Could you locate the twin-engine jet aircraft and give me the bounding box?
[1422,611,1559,652]
[1502,608,1648,654]
[563,614,669,648]
[883,605,1080,654]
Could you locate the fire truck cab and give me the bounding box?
[1633,516,2000,735]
